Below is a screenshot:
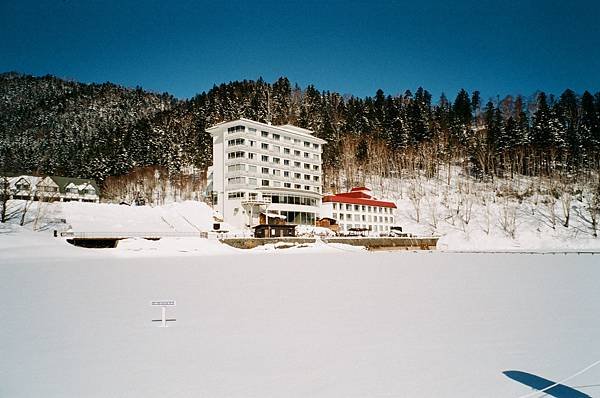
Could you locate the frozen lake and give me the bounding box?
[1,250,600,397]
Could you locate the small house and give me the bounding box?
[253,224,297,238]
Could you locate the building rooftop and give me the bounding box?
[206,118,327,144]
[322,187,397,209]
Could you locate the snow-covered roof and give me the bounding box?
[206,118,326,144]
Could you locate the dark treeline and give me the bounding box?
[1,72,600,187]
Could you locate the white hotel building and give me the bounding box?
[206,118,326,228]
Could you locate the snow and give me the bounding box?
[1,234,599,397]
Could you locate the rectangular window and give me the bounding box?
[248,127,257,133]
[284,159,290,166]
[248,152,255,160]
[294,184,301,189]
[294,161,301,168]
[293,138,301,144]
[261,167,270,174]
[249,140,255,147]
[248,165,257,173]
[272,133,280,141]
[313,143,319,150]
[313,165,319,171]
[346,204,351,210]
[272,169,281,176]
[227,151,245,159]
[354,205,359,211]
[227,125,245,134]
[304,141,310,147]
[294,150,301,156]
[227,177,245,185]
[228,164,245,172]
[272,157,281,164]
[284,148,290,154]
[261,155,269,162]
[261,143,269,150]
[227,138,245,146]
[261,179,270,187]
[304,174,310,181]
[261,131,269,137]
[304,152,310,158]
[273,181,281,187]
[313,176,319,182]
[304,185,310,190]
[284,182,291,188]
[272,145,280,152]
[228,192,245,199]
[304,163,310,170]
[313,154,320,160]
[248,178,257,185]
[284,136,291,141]
[294,173,301,179]
[283,171,290,177]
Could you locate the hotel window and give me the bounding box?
[303,152,309,158]
[368,206,372,212]
[293,138,301,144]
[284,182,291,188]
[228,192,245,199]
[333,213,338,219]
[294,173,301,179]
[314,187,320,193]
[284,148,290,154]
[248,165,257,173]
[354,205,359,211]
[227,138,245,146]
[248,127,257,133]
[313,165,319,171]
[261,179,270,186]
[304,186,310,190]
[272,133,280,141]
[362,205,366,211]
[228,164,245,172]
[261,155,269,162]
[249,140,255,147]
[333,203,337,209]
[304,141,310,147]
[227,125,245,134]
[283,136,291,141]
[261,167,269,174]
[346,204,351,210]
[304,163,310,170]
[294,161,301,168]
[294,184,301,189]
[294,150,301,156]
[284,159,290,166]
[313,143,319,150]
[313,176,319,182]
[313,154,320,160]
[273,181,281,187]
[273,157,281,164]
[354,214,360,221]
[304,174,310,181]
[248,178,257,185]
[227,151,245,159]
[272,145,280,152]
[283,171,290,177]
[227,177,245,185]
[261,131,269,137]
[261,143,269,150]
[272,169,281,176]
[248,152,255,160]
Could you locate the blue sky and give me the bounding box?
[1,0,599,100]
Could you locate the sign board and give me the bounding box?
[151,300,176,307]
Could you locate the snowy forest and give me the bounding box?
[1,72,600,188]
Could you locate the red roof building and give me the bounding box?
[321,187,397,234]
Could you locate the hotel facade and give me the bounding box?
[206,118,326,228]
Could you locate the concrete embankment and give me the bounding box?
[220,236,439,250]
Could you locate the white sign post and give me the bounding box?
[151,300,176,327]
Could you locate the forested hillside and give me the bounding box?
[1,72,600,189]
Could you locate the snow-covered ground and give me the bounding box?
[2,195,600,397]
[1,236,599,397]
